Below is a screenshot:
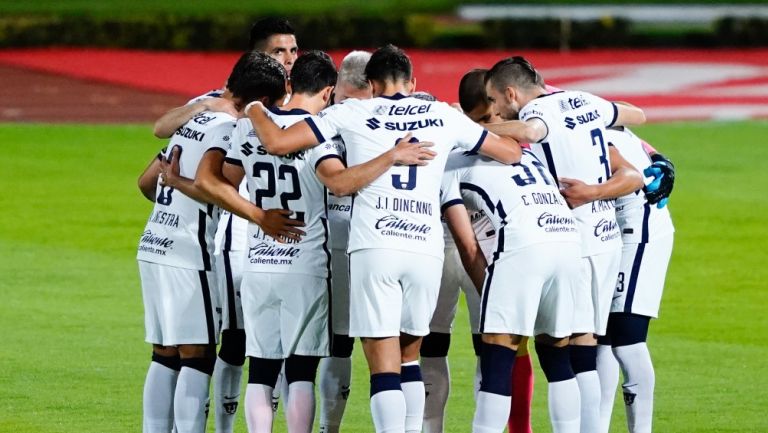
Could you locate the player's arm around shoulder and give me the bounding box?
[559,145,643,208]
[613,101,646,127]
[153,96,237,138]
[245,101,321,156]
[315,133,436,196]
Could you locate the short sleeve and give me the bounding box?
[308,138,345,171]
[589,93,618,128]
[304,103,351,144]
[204,119,236,156]
[440,164,464,213]
[519,102,550,143]
[441,104,489,153]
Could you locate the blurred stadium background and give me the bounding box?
[0,1,766,432]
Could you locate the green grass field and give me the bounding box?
[1,121,767,432]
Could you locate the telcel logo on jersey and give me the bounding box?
[387,104,432,116]
[192,113,215,125]
[537,212,577,233]
[593,218,620,241]
[375,215,431,241]
[567,96,590,110]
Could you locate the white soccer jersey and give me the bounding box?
[187,89,224,105]
[325,137,352,251]
[606,127,675,244]
[226,107,343,278]
[441,150,580,254]
[522,90,622,256]
[306,93,489,259]
[137,111,234,270]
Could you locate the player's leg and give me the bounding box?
[508,336,534,433]
[528,242,582,433]
[421,246,461,433]
[400,252,444,433]
[278,272,331,433]
[609,233,673,433]
[284,355,322,433]
[176,343,217,433]
[244,357,283,433]
[319,250,354,433]
[139,261,180,433]
[596,334,619,433]
[213,250,246,433]
[240,272,282,433]
[144,345,180,433]
[159,267,219,433]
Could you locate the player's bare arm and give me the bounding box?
[476,132,522,164]
[195,148,305,242]
[559,145,644,208]
[316,134,436,197]
[138,155,162,202]
[443,203,487,293]
[484,117,548,144]
[245,102,319,155]
[614,102,646,126]
[153,98,238,138]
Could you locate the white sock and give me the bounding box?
[245,383,275,433]
[614,343,655,433]
[597,344,620,433]
[143,362,178,433]
[173,367,211,433]
[548,378,581,433]
[319,356,352,432]
[371,389,407,433]
[401,361,425,433]
[212,357,243,433]
[575,370,601,433]
[472,391,510,433]
[284,381,315,433]
[422,356,450,433]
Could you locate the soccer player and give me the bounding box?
[136,50,282,433]
[441,139,587,433]
[152,17,299,139]
[193,50,436,433]
[420,68,537,433]
[591,127,675,433]
[318,49,372,433]
[242,44,520,433]
[484,56,646,433]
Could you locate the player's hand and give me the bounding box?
[159,145,183,187]
[255,209,306,243]
[203,98,238,118]
[643,153,675,208]
[243,100,267,118]
[558,177,597,209]
[392,133,436,166]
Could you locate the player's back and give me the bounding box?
[443,150,580,254]
[310,93,489,258]
[521,90,621,255]
[606,127,674,243]
[230,108,336,278]
[138,111,234,271]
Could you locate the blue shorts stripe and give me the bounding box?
[623,242,646,313]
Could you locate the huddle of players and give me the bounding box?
[136,17,676,433]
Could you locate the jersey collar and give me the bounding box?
[378,92,409,100]
[268,106,311,116]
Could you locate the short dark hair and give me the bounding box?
[290,50,338,96]
[249,17,295,50]
[485,56,544,93]
[227,51,287,106]
[364,44,412,84]
[458,68,489,113]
